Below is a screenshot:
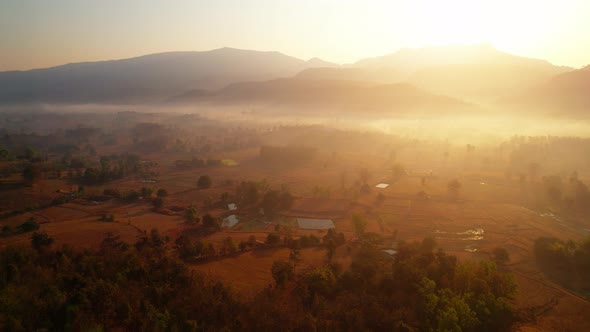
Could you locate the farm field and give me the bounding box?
[2,119,590,331]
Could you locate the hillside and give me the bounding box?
[294,67,403,84]
[170,78,473,114]
[408,63,570,102]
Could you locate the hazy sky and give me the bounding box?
[1,0,589,70]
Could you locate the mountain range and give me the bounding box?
[0,48,337,104]
[0,45,588,117]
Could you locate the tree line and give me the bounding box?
[0,232,518,331]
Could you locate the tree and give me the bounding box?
[23,146,38,161]
[22,163,41,185]
[392,164,406,179]
[547,186,562,204]
[248,235,257,248]
[197,175,212,189]
[352,213,368,238]
[303,266,336,300]
[271,260,294,287]
[239,240,249,252]
[185,204,199,223]
[202,213,219,229]
[19,218,39,233]
[278,191,294,210]
[0,147,10,160]
[175,235,197,259]
[31,231,54,251]
[493,247,510,265]
[141,187,153,198]
[222,237,238,255]
[262,190,280,214]
[100,214,115,222]
[126,190,140,202]
[359,168,370,184]
[153,197,164,209]
[528,162,540,182]
[157,188,168,198]
[237,181,259,204]
[289,247,302,272]
[575,180,590,210]
[447,179,462,200]
[326,239,336,262]
[420,237,437,253]
[265,233,281,246]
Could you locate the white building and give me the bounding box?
[222,214,239,228]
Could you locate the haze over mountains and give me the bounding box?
[503,65,590,115]
[170,79,471,114]
[0,44,588,117]
[299,45,572,103]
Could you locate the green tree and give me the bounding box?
[289,247,302,272]
[141,187,153,198]
[185,204,199,223]
[492,247,510,266]
[271,260,294,287]
[31,231,54,251]
[24,146,38,161]
[0,147,10,160]
[222,236,238,255]
[19,218,39,233]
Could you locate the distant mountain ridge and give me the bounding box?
[0,47,337,104]
[351,44,568,73]
[0,45,583,116]
[305,45,573,103]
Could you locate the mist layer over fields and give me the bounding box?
[3,103,588,145]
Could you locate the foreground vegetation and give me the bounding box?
[0,232,517,331]
[534,236,590,296]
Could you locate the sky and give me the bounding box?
[1,0,589,71]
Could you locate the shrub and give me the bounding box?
[19,218,39,232]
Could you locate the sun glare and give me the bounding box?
[396,0,558,52]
